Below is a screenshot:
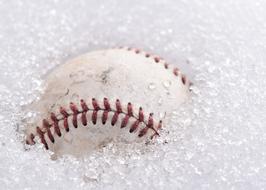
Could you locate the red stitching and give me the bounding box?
[127,102,133,117]
[81,112,87,126]
[92,98,100,110]
[120,47,191,86]
[111,112,119,126]
[103,97,111,111]
[173,68,179,76]
[26,133,35,145]
[63,118,69,132]
[115,99,122,113]
[92,110,98,124]
[27,98,161,150]
[70,102,78,128]
[60,107,69,117]
[181,74,186,85]
[36,127,48,150]
[43,119,54,143]
[154,57,160,63]
[80,99,89,111]
[50,113,61,136]
[102,110,108,124]
[130,121,139,133]
[138,107,144,122]
[121,115,129,128]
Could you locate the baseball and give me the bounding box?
[25,47,191,156]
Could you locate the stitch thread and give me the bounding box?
[120,47,192,86]
[26,98,161,150]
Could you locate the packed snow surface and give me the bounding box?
[0,0,266,189]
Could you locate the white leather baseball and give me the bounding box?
[25,47,190,156]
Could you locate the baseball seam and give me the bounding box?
[26,98,162,150]
[119,47,191,86]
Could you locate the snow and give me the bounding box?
[0,0,266,189]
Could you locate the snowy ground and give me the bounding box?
[0,0,266,189]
